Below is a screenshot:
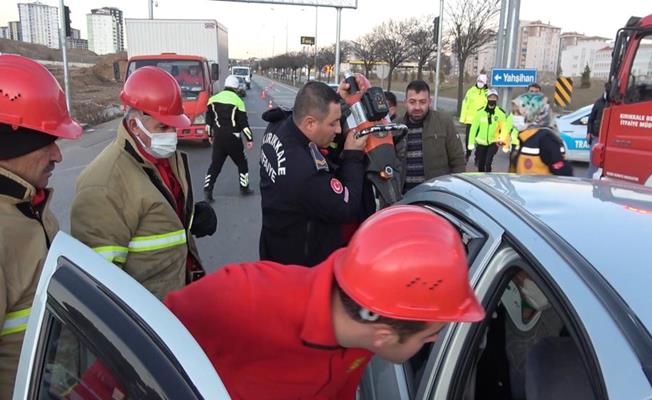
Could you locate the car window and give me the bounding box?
[37,314,128,399]
[445,252,597,400]
[625,35,652,104]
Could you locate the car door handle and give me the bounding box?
[614,139,632,146]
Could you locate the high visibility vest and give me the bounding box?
[516,128,567,175]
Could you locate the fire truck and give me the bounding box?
[592,15,652,186]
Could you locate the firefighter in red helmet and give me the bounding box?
[0,54,82,397]
[165,205,485,399]
[71,66,217,301]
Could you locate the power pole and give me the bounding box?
[59,0,71,113]
[433,0,444,110]
[148,0,154,19]
[334,7,342,82]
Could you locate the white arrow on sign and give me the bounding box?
[494,74,502,81]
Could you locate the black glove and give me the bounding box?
[190,201,217,238]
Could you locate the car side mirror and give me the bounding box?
[211,63,219,81]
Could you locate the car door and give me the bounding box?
[13,232,230,400]
[358,190,506,400]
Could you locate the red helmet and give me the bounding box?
[0,54,82,139]
[120,66,190,129]
[334,205,485,322]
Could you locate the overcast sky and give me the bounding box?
[0,0,646,58]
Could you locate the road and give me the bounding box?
[50,75,588,273]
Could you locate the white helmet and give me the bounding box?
[225,74,239,89]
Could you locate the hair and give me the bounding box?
[527,82,542,91]
[384,91,397,107]
[336,283,428,342]
[406,80,431,96]
[292,81,341,124]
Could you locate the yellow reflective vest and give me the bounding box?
[468,106,506,147]
[71,123,202,300]
[0,167,58,398]
[459,86,488,125]
[499,114,520,152]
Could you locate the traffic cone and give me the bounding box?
[267,100,273,109]
[261,90,267,100]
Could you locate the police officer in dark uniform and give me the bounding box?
[204,74,254,202]
[259,78,369,267]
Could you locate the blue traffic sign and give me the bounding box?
[491,68,537,87]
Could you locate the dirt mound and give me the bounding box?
[0,38,100,63]
[91,51,128,81]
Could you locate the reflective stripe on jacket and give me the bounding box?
[71,122,202,299]
[468,106,506,147]
[459,86,488,124]
[516,128,567,175]
[0,167,58,398]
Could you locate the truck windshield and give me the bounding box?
[232,67,249,76]
[127,60,206,100]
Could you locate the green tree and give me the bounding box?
[581,64,591,88]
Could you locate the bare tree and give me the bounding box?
[448,0,500,115]
[406,16,439,81]
[352,32,380,77]
[374,19,412,91]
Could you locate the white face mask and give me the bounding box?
[477,82,486,88]
[512,115,527,131]
[520,279,550,311]
[135,118,178,159]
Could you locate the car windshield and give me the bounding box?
[127,60,205,100]
[233,67,249,76]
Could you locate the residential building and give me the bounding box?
[18,2,60,49]
[517,20,561,73]
[66,28,88,50]
[87,7,124,55]
[560,39,610,77]
[0,27,9,39]
[8,21,22,41]
[593,46,613,80]
[465,37,497,77]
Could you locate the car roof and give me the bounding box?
[415,174,652,329]
[557,104,592,121]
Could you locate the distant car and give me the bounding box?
[236,76,247,98]
[556,104,593,163]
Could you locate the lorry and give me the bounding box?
[231,65,252,89]
[592,15,652,186]
[125,18,229,143]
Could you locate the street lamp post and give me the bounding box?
[58,0,71,113]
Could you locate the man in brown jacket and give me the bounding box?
[71,67,216,300]
[0,55,82,397]
[395,80,466,193]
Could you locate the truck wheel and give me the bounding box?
[246,83,251,90]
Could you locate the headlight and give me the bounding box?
[194,114,206,125]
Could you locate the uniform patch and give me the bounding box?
[309,142,329,172]
[330,178,343,194]
[524,159,533,169]
[551,161,564,170]
[347,356,367,373]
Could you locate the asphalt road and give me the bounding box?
[50,75,588,273]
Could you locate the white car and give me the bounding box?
[556,105,593,163]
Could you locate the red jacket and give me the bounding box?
[165,251,372,399]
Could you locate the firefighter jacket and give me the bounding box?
[206,89,253,142]
[459,86,488,125]
[0,167,57,398]
[516,128,573,176]
[468,106,506,147]
[71,122,203,300]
